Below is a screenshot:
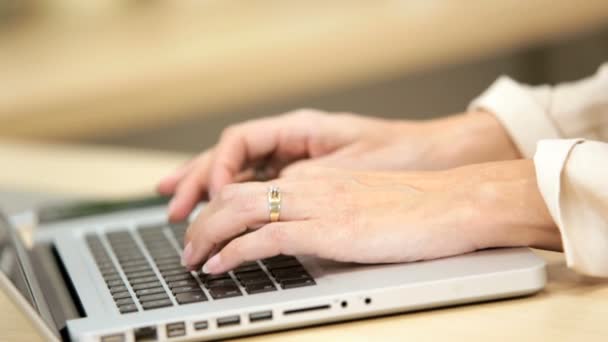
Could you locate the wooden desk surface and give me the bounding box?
[2,0,608,140]
[1,141,607,341]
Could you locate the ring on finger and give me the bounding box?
[268,186,281,222]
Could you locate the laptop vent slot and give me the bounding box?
[283,304,330,316]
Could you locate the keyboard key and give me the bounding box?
[151,253,179,261]
[270,267,310,281]
[142,298,173,310]
[104,274,122,282]
[167,279,198,289]
[139,293,170,302]
[135,287,166,297]
[261,255,293,264]
[101,268,119,277]
[121,259,149,268]
[156,262,188,273]
[129,276,159,285]
[238,277,272,286]
[175,291,207,304]
[118,303,138,314]
[116,254,145,263]
[234,262,262,273]
[106,279,124,287]
[154,256,181,265]
[97,261,114,269]
[132,281,162,291]
[236,271,268,281]
[208,285,242,299]
[199,273,231,281]
[171,285,201,294]
[109,285,128,294]
[264,258,300,270]
[280,278,316,289]
[126,270,156,279]
[245,282,276,294]
[112,291,132,300]
[160,268,189,276]
[122,265,152,274]
[115,297,135,306]
[164,273,194,282]
[205,278,237,288]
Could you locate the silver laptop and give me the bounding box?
[0,199,546,341]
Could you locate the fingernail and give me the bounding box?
[202,254,221,274]
[168,198,178,214]
[181,242,192,267]
[209,186,217,200]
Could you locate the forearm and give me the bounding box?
[423,111,522,168]
[450,159,561,251]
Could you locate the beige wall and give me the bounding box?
[87,27,608,153]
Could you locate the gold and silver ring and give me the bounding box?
[268,186,281,222]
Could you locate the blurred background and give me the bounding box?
[1,0,607,152]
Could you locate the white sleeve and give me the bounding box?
[468,63,608,277]
[534,140,608,277]
[468,63,608,157]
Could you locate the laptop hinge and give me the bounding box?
[29,243,84,334]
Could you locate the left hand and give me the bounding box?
[181,160,561,274]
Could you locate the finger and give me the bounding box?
[157,150,214,196]
[202,221,320,274]
[209,114,315,197]
[281,160,336,178]
[208,121,279,197]
[183,181,313,269]
[157,158,196,195]
[280,144,365,178]
[168,154,215,221]
[281,163,346,180]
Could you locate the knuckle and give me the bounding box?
[286,108,324,121]
[234,191,257,213]
[264,225,289,251]
[224,239,242,259]
[217,183,239,203]
[219,125,240,141]
[216,184,257,214]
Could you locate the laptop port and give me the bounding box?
[134,326,157,341]
[217,315,241,328]
[249,310,273,323]
[101,334,125,342]
[283,304,330,316]
[166,322,186,338]
[193,320,208,331]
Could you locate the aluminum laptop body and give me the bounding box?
[0,204,546,341]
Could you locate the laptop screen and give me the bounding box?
[0,216,37,309]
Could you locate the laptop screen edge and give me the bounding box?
[0,212,60,340]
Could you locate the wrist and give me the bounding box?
[428,111,522,168]
[463,160,561,251]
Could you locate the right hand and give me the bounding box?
[157,109,520,221]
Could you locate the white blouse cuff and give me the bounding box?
[534,139,608,277]
[468,76,561,158]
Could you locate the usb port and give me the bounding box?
[249,310,273,323]
[216,315,240,328]
[166,322,186,338]
[101,334,125,342]
[193,320,208,331]
[134,326,157,341]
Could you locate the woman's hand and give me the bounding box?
[158,109,520,221]
[181,160,560,274]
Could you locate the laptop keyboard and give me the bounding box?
[85,223,316,314]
